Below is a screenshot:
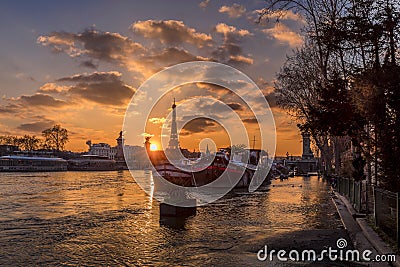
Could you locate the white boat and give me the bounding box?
[0,155,68,172]
[67,155,116,171]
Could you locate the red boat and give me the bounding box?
[150,148,271,189]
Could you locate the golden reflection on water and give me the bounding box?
[0,171,339,266]
[0,170,154,221]
[266,176,332,234]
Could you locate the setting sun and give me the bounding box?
[150,144,158,151]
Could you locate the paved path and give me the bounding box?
[221,182,398,266]
[333,192,398,267]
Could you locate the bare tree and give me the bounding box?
[275,45,335,173]
[18,135,40,151]
[263,0,400,187]
[42,125,69,151]
[0,135,21,147]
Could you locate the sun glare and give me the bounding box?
[150,144,158,151]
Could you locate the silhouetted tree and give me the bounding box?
[0,135,21,147]
[42,125,69,151]
[20,135,41,151]
[264,0,400,188]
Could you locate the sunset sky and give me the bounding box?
[0,0,305,155]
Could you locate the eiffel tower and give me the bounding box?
[167,98,179,150]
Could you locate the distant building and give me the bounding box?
[86,141,115,159]
[0,145,19,156]
[284,132,319,175]
[86,132,150,169]
[301,132,314,159]
[124,145,143,163]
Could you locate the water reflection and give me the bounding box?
[160,215,193,229]
[0,171,341,266]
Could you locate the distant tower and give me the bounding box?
[301,132,314,159]
[206,144,210,156]
[115,131,124,162]
[144,136,151,153]
[86,140,92,151]
[167,98,179,150]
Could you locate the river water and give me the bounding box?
[0,171,341,266]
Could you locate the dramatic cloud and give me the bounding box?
[228,55,253,65]
[37,32,77,54]
[219,4,246,18]
[262,23,303,47]
[17,119,55,133]
[56,71,122,83]
[227,102,243,111]
[39,83,69,93]
[181,117,217,134]
[242,118,258,124]
[18,93,68,107]
[143,47,209,67]
[0,104,20,114]
[131,20,212,48]
[38,26,211,78]
[38,28,145,65]
[212,23,253,65]
[38,22,254,83]
[69,83,133,106]
[215,23,251,41]
[195,82,231,93]
[56,71,135,106]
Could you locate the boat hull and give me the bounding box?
[0,166,67,172]
[153,161,257,189]
[0,155,67,172]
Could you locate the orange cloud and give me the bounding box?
[262,23,303,47]
[38,27,213,79]
[37,29,145,67]
[212,23,253,65]
[131,20,212,48]
[215,23,252,39]
[219,3,246,18]
[254,9,305,23]
[28,20,298,153]
[149,117,166,124]
[39,83,69,93]
[55,71,135,106]
[229,55,253,65]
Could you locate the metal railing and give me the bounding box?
[335,177,400,249]
[336,177,365,213]
[374,187,399,249]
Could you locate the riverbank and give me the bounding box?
[333,192,399,267]
[233,185,365,266]
[231,180,398,266]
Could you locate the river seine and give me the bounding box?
[0,171,341,266]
